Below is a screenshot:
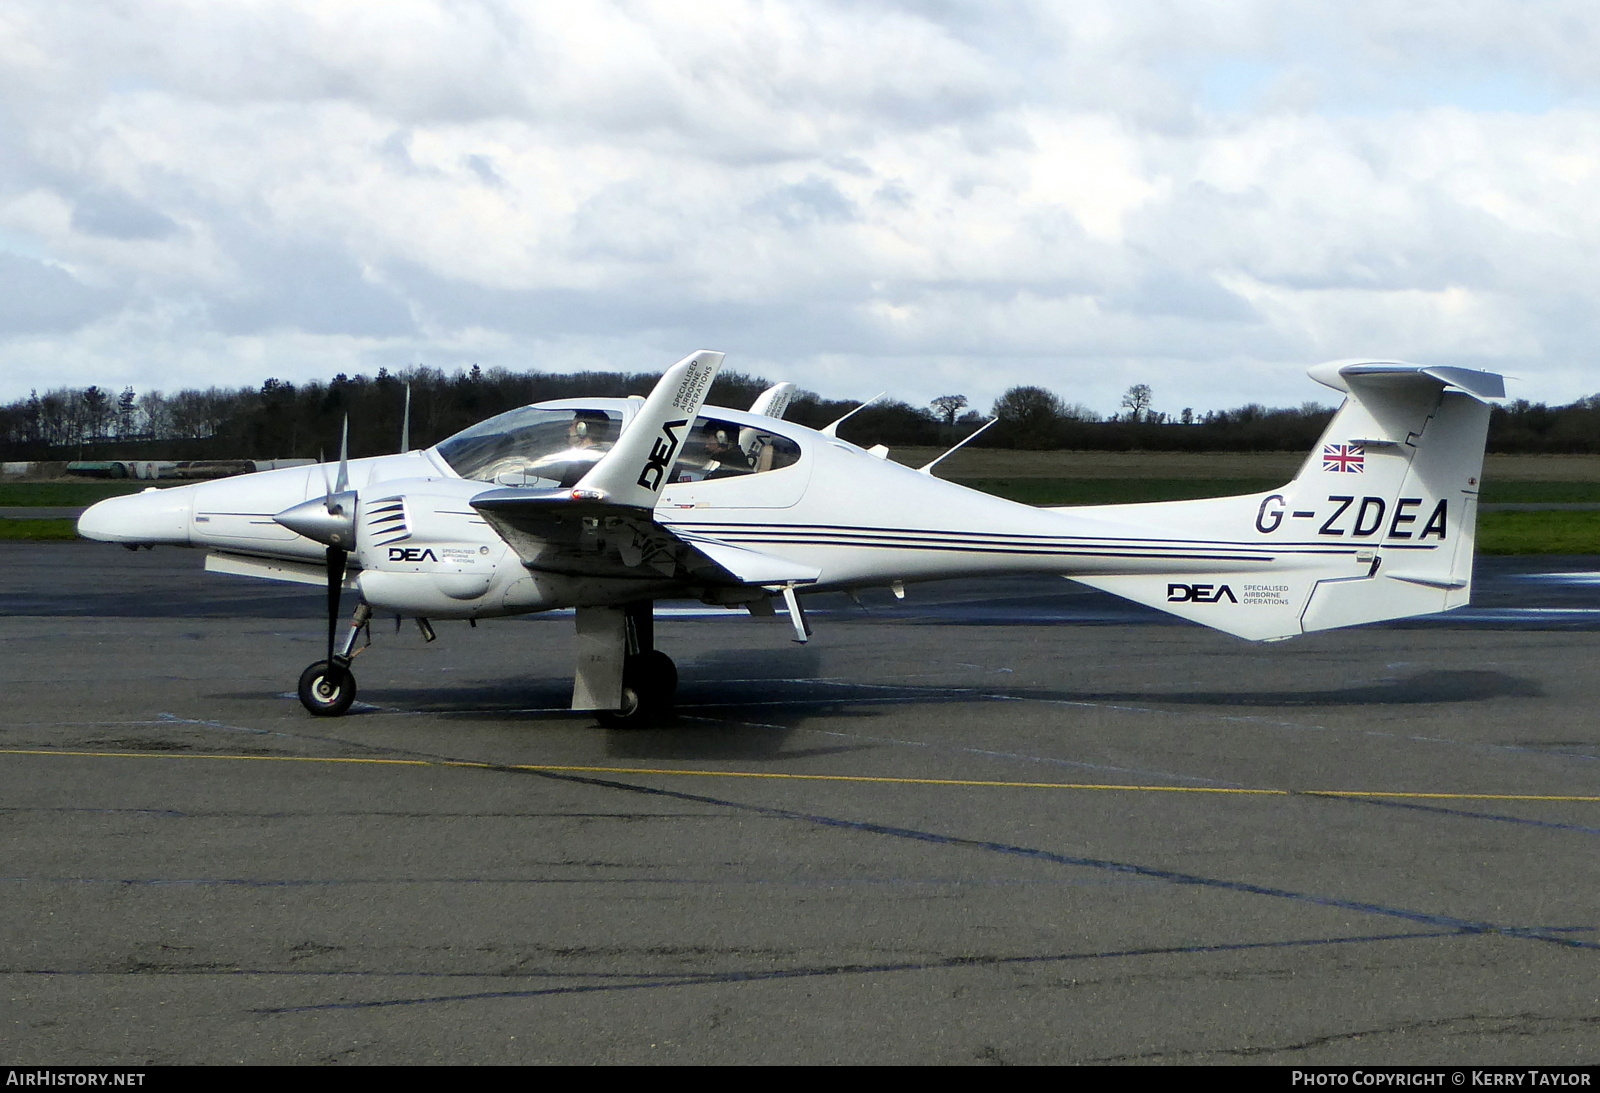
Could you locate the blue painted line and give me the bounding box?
[0,875,1144,889]
[1330,796,1600,837]
[257,929,1467,1014]
[0,807,189,818]
[497,767,1600,952]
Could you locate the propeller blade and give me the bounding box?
[326,545,346,672]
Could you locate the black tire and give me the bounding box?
[298,660,356,717]
[596,652,677,728]
[634,650,678,703]
[597,683,648,728]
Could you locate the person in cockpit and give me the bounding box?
[700,423,752,479]
[554,411,615,487]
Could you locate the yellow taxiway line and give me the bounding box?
[2,747,1597,803]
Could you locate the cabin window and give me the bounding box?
[669,416,802,483]
[435,407,623,487]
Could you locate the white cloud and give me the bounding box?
[2,0,1599,421]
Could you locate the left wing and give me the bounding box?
[569,350,723,507]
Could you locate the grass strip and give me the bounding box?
[1476,511,1600,555]
[4,484,1597,553]
[5,476,1600,508]
[957,477,1600,506]
[0,518,80,541]
[0,482,158,506]
[1479,481,1600,503]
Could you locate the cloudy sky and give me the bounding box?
[2,1,1598,419]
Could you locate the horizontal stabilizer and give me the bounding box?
[1307,360,1505,402]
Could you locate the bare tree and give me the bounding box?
[1120,384,1153,422]
[167,387,232,439]
[140,391,173,439]
[930,394,968,427]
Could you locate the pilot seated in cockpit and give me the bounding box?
[553,411,615,487]
[698,423,753,479]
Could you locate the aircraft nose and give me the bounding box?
[77,487,194,545]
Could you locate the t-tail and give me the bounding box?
[1069,360,1504,640]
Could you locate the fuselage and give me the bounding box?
[77,396,1346,622]
[79,355,1502,657]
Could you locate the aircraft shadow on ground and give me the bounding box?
[1025,668,1544,708]
[604,646,871,762]
[345,664,1541,764]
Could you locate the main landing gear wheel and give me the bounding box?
[598,651,677,729]
[298,660,356,717]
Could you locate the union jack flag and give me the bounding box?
[1323,443,1364,473]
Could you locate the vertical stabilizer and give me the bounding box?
[1068,360,1501,640]
[1293,362,1496,632]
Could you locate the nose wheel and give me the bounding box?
[298,659,356,717]
[297,601,371,717]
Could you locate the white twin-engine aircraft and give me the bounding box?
[78,352,1504,724]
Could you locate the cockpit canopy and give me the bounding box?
[435,403,802,488]
[435,406,623,487]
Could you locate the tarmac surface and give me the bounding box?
[3,542,1600,1065]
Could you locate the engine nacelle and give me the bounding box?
[355,478,509,615]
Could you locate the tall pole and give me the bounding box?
[400,382,411,453]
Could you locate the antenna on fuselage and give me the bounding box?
[917,418,997,476]
[820,392,884,438]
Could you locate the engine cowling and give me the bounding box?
[352,478,511,616]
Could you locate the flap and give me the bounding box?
[674,530,821,585]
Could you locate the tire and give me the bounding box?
[298,660,356,717]
[596,652,677,728]
[597,683,648,728]
[633,650,678,703]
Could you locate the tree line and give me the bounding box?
[1,366,1596,459]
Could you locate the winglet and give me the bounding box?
[749,382,796,420]
[571,350,724,508]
